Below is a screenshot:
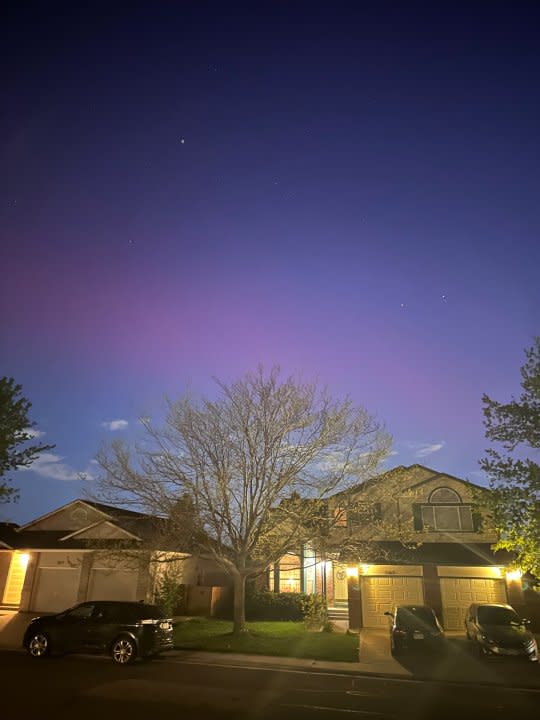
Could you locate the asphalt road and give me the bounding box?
[2,650,539,720]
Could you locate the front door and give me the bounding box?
[332,564,349,606]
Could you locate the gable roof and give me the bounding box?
[18,499,113,530]
[60,520,142,542]
[405,464,488,492]
[332,464,489,500]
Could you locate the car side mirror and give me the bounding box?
[384,611,392,617]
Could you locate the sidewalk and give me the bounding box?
[2,612,539,690]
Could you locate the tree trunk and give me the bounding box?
[232,572,247,634]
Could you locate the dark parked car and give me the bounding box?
[465,602,538,661]
[23,600,174,664]
[384,604,445,655]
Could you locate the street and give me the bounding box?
[2,649,539,720]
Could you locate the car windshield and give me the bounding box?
[477,606,521,626]
[396,607,437,627]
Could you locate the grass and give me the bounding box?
[173,617,359,662]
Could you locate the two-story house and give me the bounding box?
[268,464,520,630]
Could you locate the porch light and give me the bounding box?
[506,568,522,582]
[346,566,359,578]
[18,553,30,568]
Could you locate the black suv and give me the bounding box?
[465,602,538,661]
[23,601,174,664]
[385,604,445,655]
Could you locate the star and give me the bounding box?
[400,303,406,309]
[442,295,448,302]
[180,137,185,144]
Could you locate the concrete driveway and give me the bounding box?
[0,611,36,649]
[359,626,540,688]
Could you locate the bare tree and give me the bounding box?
[95,367,391,633]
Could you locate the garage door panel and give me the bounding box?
[440,577,507,630]
[361,576,424,627]
[33,568,81,613]
[87,569,138,601]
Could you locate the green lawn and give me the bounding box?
[173,618,359,662]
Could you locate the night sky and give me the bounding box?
[1,2,539,523]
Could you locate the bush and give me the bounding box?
[245,589,305,621]
[244,588,328,624]
[301,594,328,629]
[155,574,186,616]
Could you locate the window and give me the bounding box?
[62,603,95,620]
[417,487,474,532]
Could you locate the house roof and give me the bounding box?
[0,523,20,549]
[331,464,488,500]
[0,499,169,551]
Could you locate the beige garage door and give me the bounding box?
[361,576,424,627]
[33,568,81,613]
[440,577,507,630]
[87,569,139,601]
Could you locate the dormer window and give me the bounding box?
[419,487,474,532]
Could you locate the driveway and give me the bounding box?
[359,627,540,688]
[0,611,35,649]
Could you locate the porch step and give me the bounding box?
[328,606,349,620]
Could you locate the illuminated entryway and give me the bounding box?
[2,552,30,606]
[332,563,349,605]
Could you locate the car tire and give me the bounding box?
[391,638,402,657]
[111,636,137,665]
[26,632,51,659]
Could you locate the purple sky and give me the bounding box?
[1,2,539,523]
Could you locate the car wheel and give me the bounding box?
[391,638,402,657]
[111,636,137,665]
[27,632,50,659]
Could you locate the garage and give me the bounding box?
[439,574,507,630]
[87,568,139,601]
[361,574,424,627]
[32,567,81,613]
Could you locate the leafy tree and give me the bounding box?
[480,338,540,575]
[95,367,391,633]
[0,377,54,503]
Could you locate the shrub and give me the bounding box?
[155,573,186,616]
[245,589,305,621]
[301,593,328,629]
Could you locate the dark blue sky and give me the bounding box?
[1,2,539,523]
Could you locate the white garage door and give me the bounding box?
[33,568,81,613]
[440,577,507,630]
[87,569,138,601]
[361,576,424,627]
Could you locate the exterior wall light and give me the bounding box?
[346,566,359,578]
[506,569,522,582]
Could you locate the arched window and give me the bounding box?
[420,487,474,531]
[429,487,461,504]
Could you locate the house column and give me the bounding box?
[347,568,361,631]
[422,564,442,621]
[19,552,39,611]
[505,571,524,614]
[76,553,94,603]
[273,562,280,593]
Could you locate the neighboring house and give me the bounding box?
[268,464,521,630]
[0,499,227,615]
